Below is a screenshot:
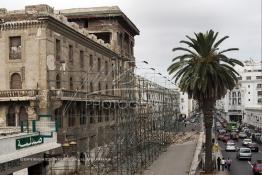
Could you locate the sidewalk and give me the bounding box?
[201,170,229,175]
[143,140,197,175]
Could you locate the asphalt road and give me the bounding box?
[218,138,262,175]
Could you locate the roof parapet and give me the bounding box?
[25,4,54,14]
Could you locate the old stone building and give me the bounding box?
[0,3,139,170]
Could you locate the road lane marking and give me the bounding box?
[248,161,253,168]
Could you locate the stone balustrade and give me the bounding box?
[0,89,38,98]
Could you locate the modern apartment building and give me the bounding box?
[223,59,262,130]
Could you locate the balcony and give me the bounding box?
[50,89,126,102]
[9,49,21,60]
[0,89,38,101]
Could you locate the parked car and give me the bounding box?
[252,160,262,175]
[236,147,252,160]
[247,143,259,152]
[242,139,252,146]
[239,132,247,139]
[225,142,237,152]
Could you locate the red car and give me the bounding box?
[252,161,262,175]
[222,134,230,143]
[217,133,224,140]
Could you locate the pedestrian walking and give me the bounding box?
[217,157,221,171]
[226,157,232,171]
[221,158,225,171]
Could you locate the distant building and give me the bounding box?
[179,92,194,118]
[223,59,262,130]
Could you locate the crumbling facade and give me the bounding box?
[0,4,180,175]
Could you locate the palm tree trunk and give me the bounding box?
[202,99,215,173]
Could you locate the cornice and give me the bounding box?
[39,15,119,59]
[0,20,46,30]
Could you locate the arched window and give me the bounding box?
[69,77,73,90]
[238,92,241,97]
[19,106,28,126]
[56,74,61,89]
[7,106,16,126]
[10,73,22,89]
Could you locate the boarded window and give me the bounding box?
[9,36,21,59]
[10,73,22,89]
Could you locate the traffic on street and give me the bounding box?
[216,117,262,175]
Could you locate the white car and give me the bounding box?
[239,132,247,138]
[225,142,237,151]
[242,139,252,146]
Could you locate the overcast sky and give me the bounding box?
[1,0,261,86]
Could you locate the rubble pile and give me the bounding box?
[167,131,199,144]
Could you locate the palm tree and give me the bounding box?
[167,30,243,173]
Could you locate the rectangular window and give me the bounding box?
[80,107,86,125]
[9,36,21,60]
[246,76,251,80]
[97,58,101,72]
[105,61,108,75]
[258,91,262,96]
[89,54,93,68]
[55,39,61,61]
[68,114,75,127]
[257,84,262,88]
[69,45,73,63]
[237,77,242,80]
[256,76,262,80]
[80,50,84,68]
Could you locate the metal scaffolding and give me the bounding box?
[47,68,180,175]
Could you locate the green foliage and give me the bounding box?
[168,30,244,102]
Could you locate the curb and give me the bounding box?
[188,131,204,175]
